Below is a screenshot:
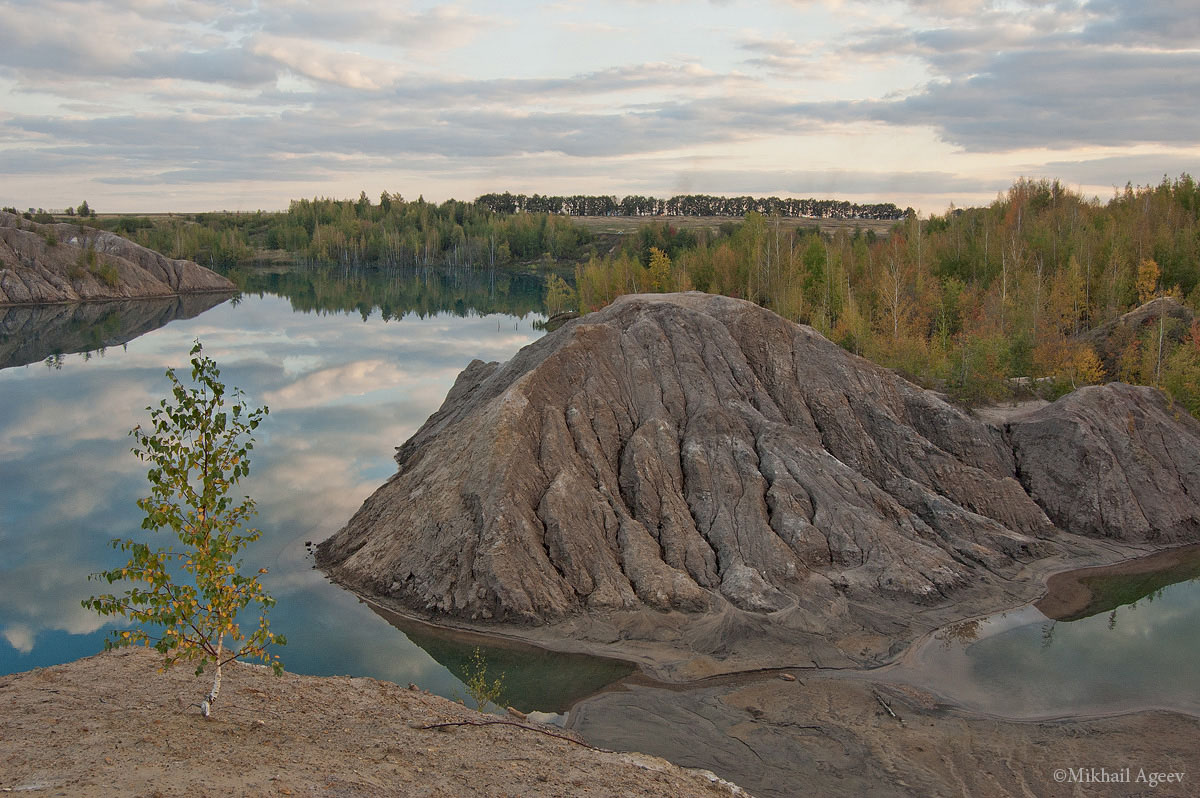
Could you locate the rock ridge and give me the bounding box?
[319,292,1200,673]
[0,211,234,305]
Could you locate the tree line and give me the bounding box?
[475,192,906,220]
[574,176,1200,415]
[91,193,593,269]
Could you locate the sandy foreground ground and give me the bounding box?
[0,648,744,798]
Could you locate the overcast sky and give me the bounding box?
[1,0,1197,213]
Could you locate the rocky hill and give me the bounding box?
[0,211,234,304]
[319,292,1200,676]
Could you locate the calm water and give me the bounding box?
[1,268,1196,720]
[0,267,630,712]
[889,547,1200,718]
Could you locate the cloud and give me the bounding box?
[1081,0,1200,47]
[654,167,994,196]
[2,625,34,654]
[2,0,1198,211]
[737,34,831,79]
[869,48,1200,151]
[1026,154,1200,191]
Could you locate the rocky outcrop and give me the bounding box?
[1008,383,1200,543]
[1082,296,1194,378]
[0,211,234,305]
[318,293,1200,673]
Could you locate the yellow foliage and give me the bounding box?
[1136,258,1161,304]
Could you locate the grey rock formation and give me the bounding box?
[0,211,234,305]
[318,293,1200,672]
[1008,383,1200,543]
[1082,296,1194,379]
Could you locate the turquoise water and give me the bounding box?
[0,278,623,711]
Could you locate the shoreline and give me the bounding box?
[1035,542,1200,621]
[323,533,1178,690]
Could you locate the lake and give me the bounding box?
[0,266,630,713]
[1,265,1196,722]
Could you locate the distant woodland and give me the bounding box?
[90,193,593,269]
[473,192,906,220]
[570,176,1200,414]
[74,177,1199,415]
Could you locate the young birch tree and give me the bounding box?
[84,342,284,717]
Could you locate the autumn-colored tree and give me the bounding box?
[544,273,577,315]
[84,342,283,717]
[1137,258,1161,304]
[646,247,672,292]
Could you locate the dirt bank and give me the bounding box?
[0,649,745,797]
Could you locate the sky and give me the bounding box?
[0,0,1197,214]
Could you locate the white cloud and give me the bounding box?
[2,625,35,654]
[1,0,1197,213]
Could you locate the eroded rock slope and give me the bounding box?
[319,293,1200,672]
[0,211,234,304]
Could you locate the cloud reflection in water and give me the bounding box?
[0,293,553,705]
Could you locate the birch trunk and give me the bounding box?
[201,633,224,718]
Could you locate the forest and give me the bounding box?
[77,177,1200,415]
[90,192,593,269]
[474,192,906,220]
[572,176,1200,415]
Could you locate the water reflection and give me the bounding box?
[365,601,635,714]
[229,263,549,321]
[894,548,1200,718]
[1037,545,1200,623]
[0,290,624,713]
[0,293,232,370]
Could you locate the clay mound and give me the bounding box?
[0,211,234,305]
[321,294,1126,667]
[1009,382,1200,543]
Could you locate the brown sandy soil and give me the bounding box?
[570,671,1199,798]
[0,649,745,798]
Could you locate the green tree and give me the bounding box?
[83,342,283,717]
[543,273,577,315]
[647,246,672,292]
[77,200,91,218]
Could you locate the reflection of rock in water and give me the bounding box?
[364,601,633,714]
[0,293,232,370]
